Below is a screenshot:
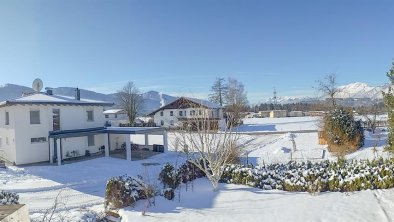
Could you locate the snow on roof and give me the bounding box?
[148,97,221,116]
[103,109,125,114]
[0,93,114,107]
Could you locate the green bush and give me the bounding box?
[323,108,364,155]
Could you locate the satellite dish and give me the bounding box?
[32,78,43,92]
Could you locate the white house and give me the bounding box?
[104,109,129,126]
[0,89,168,165]
[270,110,288,118]
[149,97,225,130]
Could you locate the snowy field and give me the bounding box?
[235,116,321,132]
[0,117,392,221]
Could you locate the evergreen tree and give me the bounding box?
[383,61,394,152]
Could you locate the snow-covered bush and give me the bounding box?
[0,190,19,205]
[105,175,154,210]
[159,161,206,189]
[323,108,364,155]
[159,163,180,189]
[221,159,394,193]
[161,188,175,200]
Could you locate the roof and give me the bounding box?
[48,126,165,138]
[0,93,114,107]
[148,97,221,116]
[103,109,126,114]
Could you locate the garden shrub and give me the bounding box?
[323,108,364,155]
[105,175,154,210]
[159,163,180,189]
[0,190,19,205]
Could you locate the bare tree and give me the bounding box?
[316,74,340,108]
[173,102,240,191]
[209,77,227,107]
[358,104,381,134]
[225,78,248,127]
[117,82,143,125]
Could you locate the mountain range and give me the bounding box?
[0,84,177,115]
[0,82,389,113]
[266,82,390,104]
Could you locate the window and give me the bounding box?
[179,111,183,116]
[170,120,174,126]
[160,120,164,126]
[199,110,202,115]
[160,111,163,116]
[190,110,196,116]
[5,112,9,125]
[114,114,117,118]
[88,135,95,146]
[105,114,109,119]
[31,137,47,143]
[87,110,94,121]
[170,111,173,116]
[30,110,40,124]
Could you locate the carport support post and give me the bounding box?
[56,138,61,166]
[49,138,54,164]
[104,133,109,157]
[144,134,149,150]
[163,130,168,152]
[125,134,131,161]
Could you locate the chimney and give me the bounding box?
[45,87,53,95]
[75,87,81,100]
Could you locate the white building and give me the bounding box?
[104,109,129,126]
[149,97,225,130]
[0,90,168,165]
[289,111,304,117]
[270,110,288,118]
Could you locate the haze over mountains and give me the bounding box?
[0,82,389,114]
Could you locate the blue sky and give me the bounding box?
[1,0,394,104]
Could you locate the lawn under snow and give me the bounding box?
[0,117,392,221]
[234,116,321,133]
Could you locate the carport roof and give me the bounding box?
[49,126,165,139]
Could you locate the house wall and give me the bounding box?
[0,107,17,163]
[61,134,105,159]
[3,104,106,165]
[154,108,223,128]
[270,110,288,118]
[104,113,129,126]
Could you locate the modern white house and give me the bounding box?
[104,109,129,126]
[149,97,225,130]
[0,88,168,166]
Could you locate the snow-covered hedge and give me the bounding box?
[105,175,154,210]
[221,159,394,193]
[0,190,19,205]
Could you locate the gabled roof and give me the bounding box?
[148,97,221,116]
[0,93,114,107]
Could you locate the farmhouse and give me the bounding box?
[0,88,168,165]
[149,97,225,130]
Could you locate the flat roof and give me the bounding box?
[49,127,165,138]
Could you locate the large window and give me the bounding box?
[105,114,109,119]
[5,112,9,125]
[190,110,196,116]
[87,110,94,121]
[31,137,47,143]
[88,135,95,146]
[30,110,40,124]
[179,111,183,116]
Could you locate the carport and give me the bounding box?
[48,127,168,166]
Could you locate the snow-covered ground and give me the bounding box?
[235,117,321,132]
[0,117,392,221]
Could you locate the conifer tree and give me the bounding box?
[383,61,394,152]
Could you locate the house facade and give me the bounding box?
[149,97,225,130]
[0,91,113,165]
[104,109,129,126]
[269,110,288,118]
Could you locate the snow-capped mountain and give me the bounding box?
[336,82,390,100]
[265,82,390,104]
[0,84,176,115]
